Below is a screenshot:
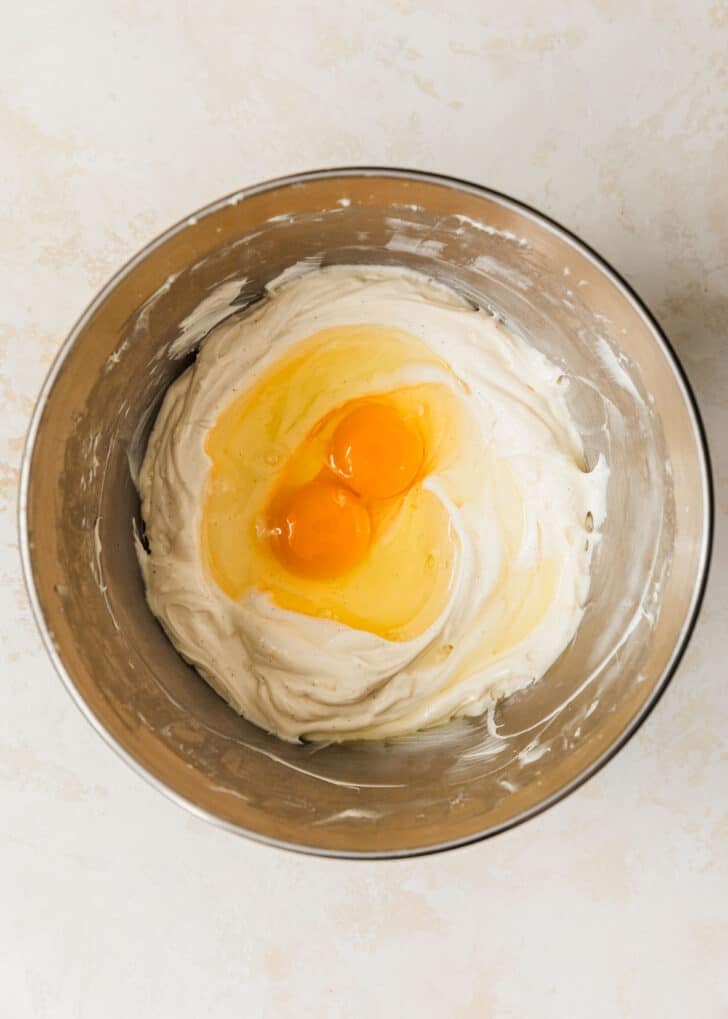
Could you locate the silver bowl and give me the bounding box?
[19,169,712,857]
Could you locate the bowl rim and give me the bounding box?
[18,166,715,859]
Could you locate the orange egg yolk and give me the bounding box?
[269,479,371,580]
[266,401,425,580]
[330,402,424,499]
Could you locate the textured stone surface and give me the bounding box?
[2,2,726,1015]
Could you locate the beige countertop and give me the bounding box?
[2,2,726,1016]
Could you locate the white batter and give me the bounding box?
[137,266,607,741]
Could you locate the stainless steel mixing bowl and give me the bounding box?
[20,169,712,857]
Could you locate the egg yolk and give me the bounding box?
[269,479,371,580]
[266,401,426,579]
[330,402,423,499]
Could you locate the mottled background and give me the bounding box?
[2,2,727,1016]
